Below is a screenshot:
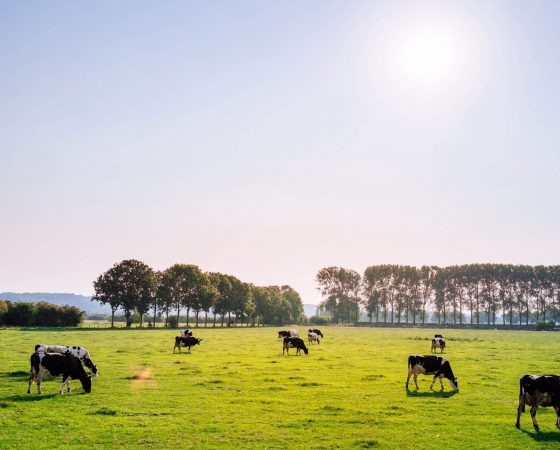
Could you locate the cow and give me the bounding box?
[173,336,202,353]
[406,355,458,391]
[434,334,444,339]
[283,337,308,355]
[180,329,193,337]
[308,332,320,345]
[278,330,291,339]
[289,329,299,337]
[308,328,324,338]
[431,337,446,354]
[35,345,98,377]
[516,374,560,431]
[28,352,92,395]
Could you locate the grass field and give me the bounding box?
[0,327,559,449]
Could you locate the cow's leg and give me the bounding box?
[66,378,72,393]
[406,369,412,390]
[516,399,523,428]
[530,406,539,431]
[60,375,71,394]
[414,372,419,390]
[554,405,560,429]
[37,378,42,395]
[27,373,34,395]
[439,376,444,390]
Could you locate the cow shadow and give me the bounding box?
[519,428,560,442]
[406,389,458,398]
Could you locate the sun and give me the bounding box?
[394,25,463,88]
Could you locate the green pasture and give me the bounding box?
[0,327,559,449]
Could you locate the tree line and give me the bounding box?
[0,300,84,327]
[92,259,304,328]
[316,264,560,327]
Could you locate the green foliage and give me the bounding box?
[0,301,83,327]
[1,327,558,448]
[308,316,328,325]
[535,320,556,331]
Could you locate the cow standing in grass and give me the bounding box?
[308,332,320,345]
[516,374,560,431]
[308,328,324,338]
[174,336,202,353]
[283,337,308,355]
[35,345,98,377]
[28,352,92,395]
[406,355,458,391]
[431,337,446,354]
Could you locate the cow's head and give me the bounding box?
[450,377,459,390]
[83,357,98,377]
[81,375,92,393]
[197,338,203,345]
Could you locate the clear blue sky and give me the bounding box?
[2,1,559,304]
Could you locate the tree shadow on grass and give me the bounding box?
[406,389,458,398]
[1,371,29,380]
[519,428,560,442]
[3,393,59,402]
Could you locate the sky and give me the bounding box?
[2,1,560,305]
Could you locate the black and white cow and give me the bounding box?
[283,337,308,355]
[173,336,202,353]
[308,332,320,345]
[308,328,324,338]
[516,374,560,431]
[434,334,444,339]
[278,330,291,339]
[28,352,92,395]
[35,344,98,376]
[406,355,458,391]
[431,337,446,353]
[180,329,193,337]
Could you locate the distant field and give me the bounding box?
[0,327,559,449]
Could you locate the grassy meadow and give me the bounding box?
[0,326,559,449]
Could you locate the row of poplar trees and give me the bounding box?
[316,264,560,326]
[93,259,304,328]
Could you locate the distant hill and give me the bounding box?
[0,292,110,314]
[303,303,318,318]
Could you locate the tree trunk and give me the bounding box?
[205,311,208,327]
[187,307,191,327]
[111,307,116,328]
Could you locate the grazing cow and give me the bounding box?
[283,337,308,355]
[28,353,91,395]
[180,329,193,337]
[289,329,299,337]
[308,328,324,338]
[431,337,446,354]
[406,355,458,391]
[308,332,320,345]
[35,344,98,377]
[278,330,291,339]
[173,336,202,353]
[516,374,560,431]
